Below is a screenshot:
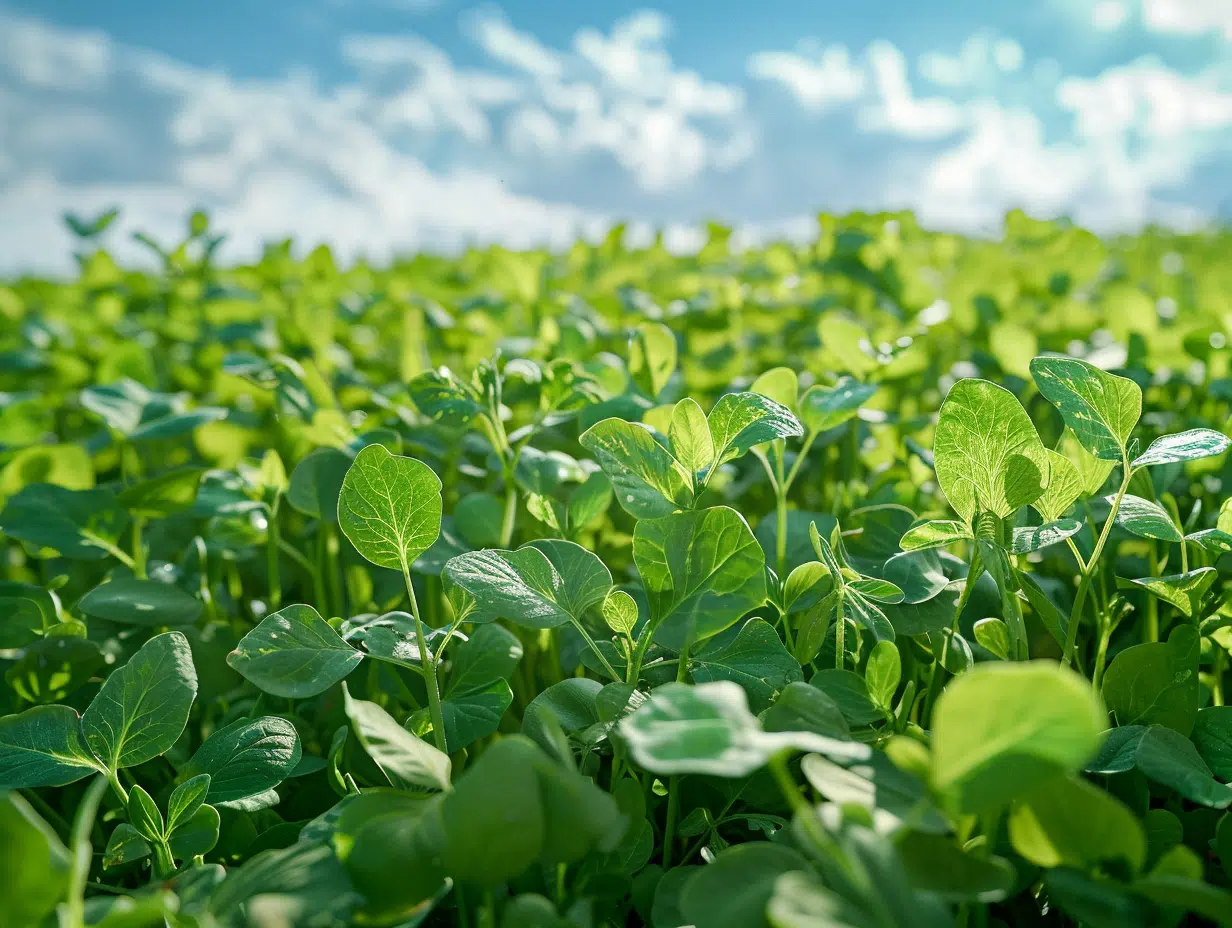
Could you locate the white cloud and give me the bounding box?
[1092,1,1129,30]
[747,46,865,111]
[919,34,1024,88]
[862,41,964,138]
[907,53,1232,232]
[461,9,753,190]
[463,6,565,80]
[1142,0,1232,39]
[341,34,520,142]
[572,11,743,117]
[0,13,111,90]
[2,5,1231,275]
[993,39,1024,73]
[1058,57,1232,140]
[0,12,604,273]
[911,103,1093,229]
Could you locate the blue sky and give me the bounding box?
[1,0,1229,271]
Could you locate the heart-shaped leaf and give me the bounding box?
[1030,356,1141,461]
[338,444,442,571]
[580,418,693,519]
[82,631,198,772]
[634,506,767,651]
[228,604,363,698]
[934,379,1050,523]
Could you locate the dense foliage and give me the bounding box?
[4,208,1232,927]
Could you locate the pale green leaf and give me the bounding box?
[899,520,973,552]
[1034,449,1084,521]
[1009,774,1146,873]
[1113,494,1183,542]
[933,379,1050,523]
[579,418,693,519]
[1011,519,1083,554]
[1122,568,1216,618]
[707,392,802,466]
[931,660,1106,813]
[668,397,713,476]
[633,506,767,651]
[619,681,868,778]
[1030,356,1141,461]
[338,444,443,570]
[628,323,676,398]
[799,377,878,435]
[749,367,799,411]
[1132,428,1230,468]
[343,687,451,790]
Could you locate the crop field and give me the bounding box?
[5,208,1232,928]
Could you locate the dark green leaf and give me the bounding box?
[634,506,767,651]
[227,604,363,698]
[82,631,197,771]
[78,578,203,627]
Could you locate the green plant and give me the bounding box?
[3,208,1232,926]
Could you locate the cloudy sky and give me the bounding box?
[1,0,1229,272]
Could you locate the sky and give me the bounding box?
[1,0,1230,272]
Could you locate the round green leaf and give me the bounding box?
[227,604,363,698]
[934,379,1050,523]
[1030,356,1141,461]
[77,577,203,626]
[0,705,101,788]
[931,660,1106,813]
[338,444,442,570]
[184,716,302,804]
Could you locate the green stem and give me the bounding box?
[105,766,128,805]
[775,441,788,579]
[783,431,818,493]
[152,840,175,879]
[1215,649,1226,707]
[84,533,136,569]
[662,641,691,869]
[627,618,665,686]
[570,618,621,681]
[1001,569,1029,661]
[923,567,978,724]
[324,522,346,619]
[1062,464,1132,669]
[266,497,282,612]
[62,775,109,928]
[500,478,518,549]
[767,750,851,876]
[834,585,846,670]
[779,607,797,655]
[277,536,315,575]
[401,561,448,754]
[1092,616,1114,690]
[20,789,71,842]
[131,515,147,579]
[1146,540,1160,644]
